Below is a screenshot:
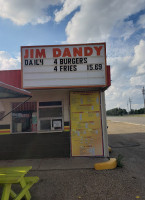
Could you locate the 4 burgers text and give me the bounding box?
[53,58,102,72]
[24,57,103,72]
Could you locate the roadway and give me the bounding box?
[107,116,145,125]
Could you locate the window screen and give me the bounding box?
[40,120,51,130]
[39,107,62,118]
[39,101,62,106]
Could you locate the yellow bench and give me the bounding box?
[0,166,39,200]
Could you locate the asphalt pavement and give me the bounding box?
[108,120,145,200]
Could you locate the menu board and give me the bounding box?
[21,43,106,89]
[70,91,103,156]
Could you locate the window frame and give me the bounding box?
[11,102,37,134]
[38,101,64,133]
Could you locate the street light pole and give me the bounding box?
[142,87,145,113]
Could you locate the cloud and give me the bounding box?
[0,51,20,70]
[0,0,62,25]
[106,40,145,110]
[55,0,145,43]
[138,13,145,28]
[106,56,134,109]
[130,75,145,86]
[55,0,81,22]
[111,20,135,41]
[106,86,142,110]
[108,56,133,84]
[131,40,145,74]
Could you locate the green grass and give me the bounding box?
[127,114,145,117]
[116,154,124,168]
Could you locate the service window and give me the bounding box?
[12,102,37,133]
[38,101,63,132]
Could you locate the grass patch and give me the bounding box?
[116,154,124,168]
[128,114,145,117]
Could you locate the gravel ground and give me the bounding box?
[28,168,144,200]
[29,121,145,199]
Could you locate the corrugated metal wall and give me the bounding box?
[0,70,21,88]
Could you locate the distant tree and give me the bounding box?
[129,109,135,114]
[122,109,127,115]
[107,107,145,116]
[138,108,144,114]
[106,108,127,116]
[134,110,138,114]
[128,108,145,115]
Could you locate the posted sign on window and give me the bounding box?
[21,43,106,89]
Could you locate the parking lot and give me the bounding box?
[107,116,145,198]
[31,118,145,199]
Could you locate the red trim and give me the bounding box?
[104,43,107,86]
[106,65,111,87]
[0,130,10,133]
[21,47,23,89]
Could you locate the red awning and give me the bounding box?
[12,102,36,112]
[0,81,32,99]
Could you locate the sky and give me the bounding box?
[0,0,145,111]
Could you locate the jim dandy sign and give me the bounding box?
[21,43,106,89]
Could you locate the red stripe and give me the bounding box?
[0,131,10,133]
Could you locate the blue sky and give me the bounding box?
[0,0,145,110]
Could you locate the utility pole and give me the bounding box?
[127,101,129,114]
[129,97,132,112]
[142,87,145,113]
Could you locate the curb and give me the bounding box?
[94,158,117,170]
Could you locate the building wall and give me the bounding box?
[0,89,108,134]
[29,89,70,123]
[0,101,11,125]
[0,88,108,159]
[0,89,70,133]
[0,89,71,159]
[0,100,11,134]
[0,132,70,159]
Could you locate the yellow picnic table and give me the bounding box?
[0,166,39,200]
